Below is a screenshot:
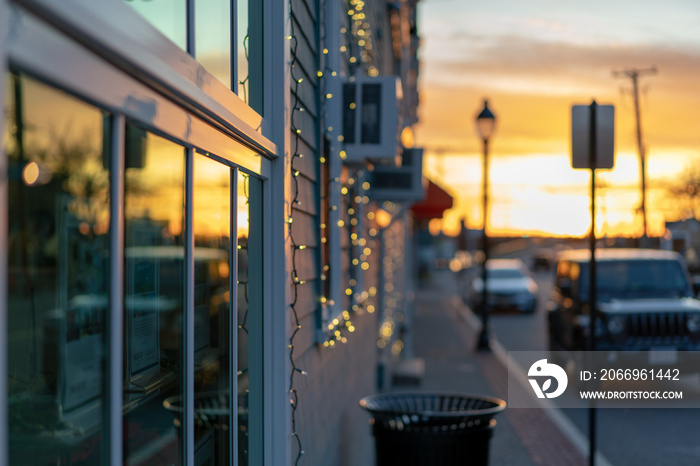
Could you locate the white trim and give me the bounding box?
[229,169,239,466]
[15,0,276,158]
[7,9,268,176]
[108,114,126,466]
[263,0,292,463]
[246,176,265,466]
[184,148,195,465]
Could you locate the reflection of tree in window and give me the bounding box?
[5,73,108,464]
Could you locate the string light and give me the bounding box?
[309,0,383,353]
[239,34,250,102]
[288,1,306,462]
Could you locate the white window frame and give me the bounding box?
[13,0,273,161]
[2,2,286,464]
[260,0,293,464]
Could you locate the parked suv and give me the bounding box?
[547,248,700,353]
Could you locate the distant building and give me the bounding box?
[1,0,422,464]
[663,219,700,271]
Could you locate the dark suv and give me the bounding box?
[547,248,700,352]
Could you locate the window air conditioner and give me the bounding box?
[369,148,424,201]
[340,76,400,162]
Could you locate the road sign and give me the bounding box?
[571,103,615,169]
[571,100,615,466]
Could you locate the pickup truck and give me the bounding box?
[547,248,700,354]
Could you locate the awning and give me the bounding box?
[411,179,453,221]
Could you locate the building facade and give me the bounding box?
[0,0,421,464]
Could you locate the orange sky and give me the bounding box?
[415,0,700,237]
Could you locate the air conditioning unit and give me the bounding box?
[340,76,400,162]
[369,148,424,201]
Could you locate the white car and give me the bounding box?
[470,258,539,313]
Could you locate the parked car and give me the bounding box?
[547,248,700,355]
[469,258,538,313]
[531,248,554,271]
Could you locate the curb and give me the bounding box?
[451,296,614,466]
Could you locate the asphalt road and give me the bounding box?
[481,247,700,466]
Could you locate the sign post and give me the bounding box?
[571,100,615,466]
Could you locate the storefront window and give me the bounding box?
[125,0,187,51]
[196,0,232,89]
[125,0,256,97]
[123,124,185,464]
[6,73,109,464]
[193,154,232,464]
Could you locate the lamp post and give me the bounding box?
[475,99,496,351]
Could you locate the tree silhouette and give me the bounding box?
[665,160,700,220]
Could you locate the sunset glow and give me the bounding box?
[416,0,700,237]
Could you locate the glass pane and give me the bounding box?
[193,155,231,464]
[125,0,187,51]
[236,171,250,464]
[237,0,250,101]
[196,0,232,89]
[123,125,185,464]
[6,74,109,464]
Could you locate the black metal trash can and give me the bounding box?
[360,392,506,466]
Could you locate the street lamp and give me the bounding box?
[475,99,496,351]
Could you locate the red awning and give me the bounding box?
[411,179,453,220]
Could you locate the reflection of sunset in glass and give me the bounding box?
[417,0,700,237]
[237,172,250,237]
[194,155,230,239]
[125,134,184,237]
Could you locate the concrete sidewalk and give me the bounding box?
[392,275,591,466]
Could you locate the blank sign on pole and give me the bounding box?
[571,104,615,170]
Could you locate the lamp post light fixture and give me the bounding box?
[475,99,496,351]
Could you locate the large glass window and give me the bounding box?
[196,0,232,89]
[125,0,256,100]
[123,125,185,464]
[125,0,188,51]
[5,73,109,464]
[193,154,232,464]
[5,52,266,466]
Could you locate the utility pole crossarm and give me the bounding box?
[612,66,658,79]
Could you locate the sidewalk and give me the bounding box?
[393,273,589,466]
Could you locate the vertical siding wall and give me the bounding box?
[289,0,379,464]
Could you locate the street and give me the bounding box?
[482,243,700,466]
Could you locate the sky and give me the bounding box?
[415,0,700,237]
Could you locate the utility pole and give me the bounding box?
[613,66,657,241]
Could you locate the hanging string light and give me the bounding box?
[287,0,306,462]
[238,34,250,103]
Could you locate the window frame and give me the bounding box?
[11,0,273,163]
[2,4,277,464]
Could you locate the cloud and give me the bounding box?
[415,3,700,235]
[416,36,700,155]
[423,35,700,94]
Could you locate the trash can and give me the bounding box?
[359,392,506,466]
